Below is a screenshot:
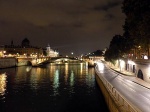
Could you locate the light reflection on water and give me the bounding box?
[0,73,7,96]
[53,69,59,96]
[0,63,109,112]
[70,70,74,86]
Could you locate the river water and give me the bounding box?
[0,63,109,112]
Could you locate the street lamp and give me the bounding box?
[3,51,6,57]
[71,52,74,58]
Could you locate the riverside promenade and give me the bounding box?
[109,64,150,89]
[95,61,150,112]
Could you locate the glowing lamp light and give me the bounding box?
[97,62,104,71]
[128,60,135,65]
[144,55,148,59]
[119,59,125,72]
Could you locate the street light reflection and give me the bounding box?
[0,73,7,96]
[70,70,74,86]
[26,66,32,72]
[53,69,59,96]
[80,63,83,74]
[64,63,69,83]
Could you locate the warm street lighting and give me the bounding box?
[144,55,148,59]
[3,51,6,54]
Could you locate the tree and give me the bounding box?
[104,35,126,64]
[122,0,150,58]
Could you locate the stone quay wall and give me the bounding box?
[95,74,119,112]
[0,58,17,68]
[95,69,141,112]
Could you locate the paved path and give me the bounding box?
[95,62,150,112]
[108,64,150,89]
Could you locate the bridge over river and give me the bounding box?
[17,56,84,66]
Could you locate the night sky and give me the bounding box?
[0,0,125,56]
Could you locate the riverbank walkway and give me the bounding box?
[96,62,150,112]
[108,65,150,90]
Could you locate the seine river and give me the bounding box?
[0,63,109,112]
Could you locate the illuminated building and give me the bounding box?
[127,46,150,60]
[46,44,59,57]
[2,38,43,57]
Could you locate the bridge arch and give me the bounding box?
[26,61,32,66]
[137,69,143,80]
[50,57,81,63]
[55,58,69,62]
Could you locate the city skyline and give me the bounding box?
[0,0,125,56]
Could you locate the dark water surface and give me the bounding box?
[0,63,109,112]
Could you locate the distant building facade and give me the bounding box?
[0,45,6,57]
[46,44,59,57]
[126,46,150,60]
[1,38,43,57]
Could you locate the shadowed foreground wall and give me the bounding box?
[96,74,120,112]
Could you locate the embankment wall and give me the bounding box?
[96,74,120,112]
[0,58,16,68]
[95,71,141,112]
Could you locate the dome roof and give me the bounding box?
[22,38,30,47]
[22,38,29,43]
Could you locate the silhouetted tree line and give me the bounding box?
[85,50,103,57]
[105,0,150,62]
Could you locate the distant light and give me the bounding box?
[128,60,135,65]
[97,62,104,71]
[144,55,148,59]
[119,59,125,71]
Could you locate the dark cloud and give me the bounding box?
[93,1,122,11]
[105,14,115,20]
[0,0,125,56]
